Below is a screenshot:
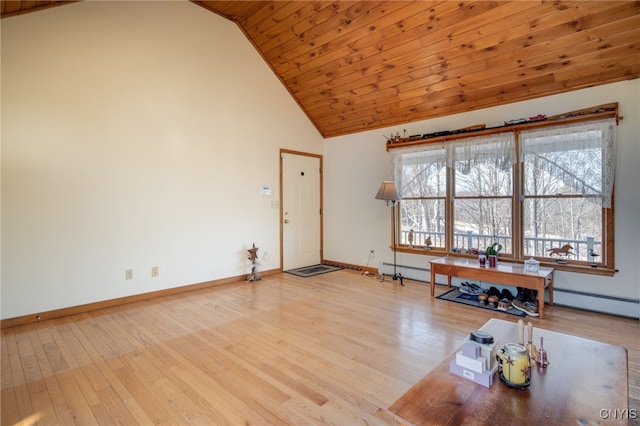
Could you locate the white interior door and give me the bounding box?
[282,152,322,271]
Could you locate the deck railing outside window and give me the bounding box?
[400,230,600,262]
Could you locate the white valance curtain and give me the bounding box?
[520,118,617,208]
[391,118,616,206]
[449,132,516,174]
[391,143,447,198]
[391,132,515,198]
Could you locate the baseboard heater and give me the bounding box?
[378,262,431,283]
[378,262,639,319]
[553,288,639,319]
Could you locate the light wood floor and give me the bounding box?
[2,270,639,425]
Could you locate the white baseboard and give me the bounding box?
[378,262,431,282]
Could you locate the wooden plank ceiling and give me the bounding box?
[4,1,640,138]
[193,1,640,137]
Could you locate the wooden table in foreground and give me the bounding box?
[389,318,629,425]
[430,257,554,318]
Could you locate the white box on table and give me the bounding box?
[456,351,487,373]
[449,360,497,388]
[467,338,499,371]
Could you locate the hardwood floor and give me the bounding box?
[2,270,639,425]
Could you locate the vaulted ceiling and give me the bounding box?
[4,1,640,138]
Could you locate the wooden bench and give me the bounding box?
[430,256,554,318]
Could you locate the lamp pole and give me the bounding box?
[375,181,403,286]
[391,200,404,285]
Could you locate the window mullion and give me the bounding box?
[514,132,523,260]
[446,163,454,252]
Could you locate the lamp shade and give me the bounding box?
[375,181,400,201]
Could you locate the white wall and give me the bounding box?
[325,80,640,305]
[3,1,638,321]
[1,1,323,319]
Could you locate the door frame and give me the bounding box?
[279,149,323,271]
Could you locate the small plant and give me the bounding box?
[485,242,502,257]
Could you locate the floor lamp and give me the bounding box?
[375,181,404,286]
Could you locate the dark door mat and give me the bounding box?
[436,288,527,318]
[285,264,343,278]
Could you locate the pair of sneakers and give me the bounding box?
[511,288,540,317]
[460,281,484,295]
[497,288,514,311]
[478,286,504,308]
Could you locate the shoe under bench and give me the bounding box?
[429,256,554,318]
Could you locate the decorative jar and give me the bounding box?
[524,257,540,272]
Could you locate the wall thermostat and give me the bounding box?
[258,186,272,196]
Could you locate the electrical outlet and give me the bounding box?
[370,250,375,257]
[151,266,159,278]
[125,269,133,280]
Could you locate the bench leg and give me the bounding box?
[538,282,545,319]
[430,269,435,296]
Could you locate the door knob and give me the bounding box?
[284,219,290,224]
